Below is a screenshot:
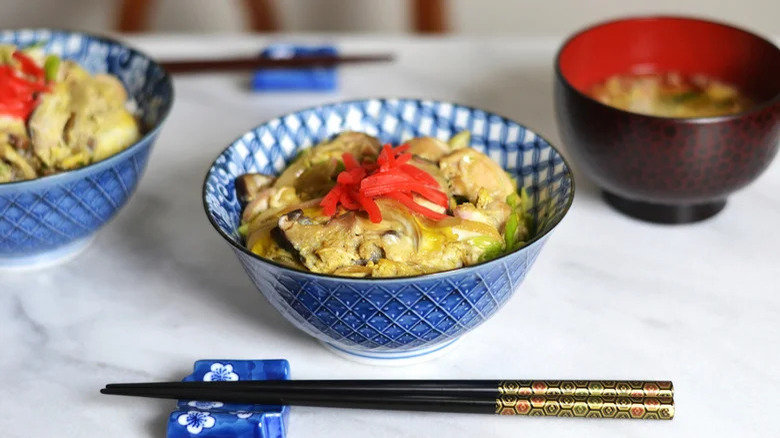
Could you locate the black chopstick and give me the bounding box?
[104,380,505,395]
[159,54,394,74]
[104,379,674,397]
[101,380,675,419]
[102,387,494,414]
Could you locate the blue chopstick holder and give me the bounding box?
[167,359,291,438]
[252,44,338,91]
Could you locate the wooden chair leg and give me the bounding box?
[243,0,278,32]
[411,0,447,33]
[117,0,156,32]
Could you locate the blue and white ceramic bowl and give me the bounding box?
[204,99,574,364]
[0,30,173,268]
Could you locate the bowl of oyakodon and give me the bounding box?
[203,99,574,363]
[0,29,173,268]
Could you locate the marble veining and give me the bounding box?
[1,35,778,438]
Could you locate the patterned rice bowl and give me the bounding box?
[0,29,173,269]
[203,98,574,365]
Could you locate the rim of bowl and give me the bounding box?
[202,97,576,283]
[0,28,174,190]
[554,15,780,124]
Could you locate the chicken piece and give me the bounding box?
[472,188,512,229]
[67,69,123,130]
[89,109,141,162]
[28,61,140,171]
[28,82,72,168]
[439,216,504,265]
[92,74,129,106]
[454,200,511,230]
[66,66,139,162]
[406,136,450,161]
[438,148,515,203]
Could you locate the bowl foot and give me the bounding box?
[0,235,95,271]
[602,191,726,224]
[319,337,461,366]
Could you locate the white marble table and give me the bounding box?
[2,35,778,438]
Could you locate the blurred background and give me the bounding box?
[1,0,777,37]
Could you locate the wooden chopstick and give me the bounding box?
[159,54,394,74]
[101,379,674,419]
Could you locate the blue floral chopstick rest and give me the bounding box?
[167,359,291,438]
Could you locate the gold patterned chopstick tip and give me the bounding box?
[495,394,674,420]
[498,380,674,398]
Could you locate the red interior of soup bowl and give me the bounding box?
[558,16,780,102]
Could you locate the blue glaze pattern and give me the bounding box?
[0,29,173,263]
[203,99,574,359]
[167,359,290,438]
